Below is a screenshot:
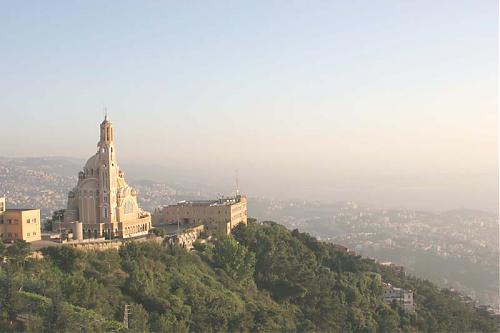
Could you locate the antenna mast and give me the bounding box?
[235,169,239,196]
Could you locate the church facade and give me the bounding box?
[63,116,151,239]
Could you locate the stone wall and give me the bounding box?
[65,235,163,251]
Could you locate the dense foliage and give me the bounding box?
[0,221,496,332]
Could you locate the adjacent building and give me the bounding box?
[0,197,41,242]
[153,195,247,235]
[383,283,414,312]
[63,116,151,239]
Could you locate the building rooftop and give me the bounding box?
[5,208,39,212]
[171,196,243,207]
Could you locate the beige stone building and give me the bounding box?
[0,197,41,242]
[63,116,151,239]
[154,195,247,235]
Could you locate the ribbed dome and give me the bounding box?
[84,154,98,170]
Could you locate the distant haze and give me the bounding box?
[0,1,497,212]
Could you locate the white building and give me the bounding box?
[383,283,414,312]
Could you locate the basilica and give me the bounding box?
[63,116,151,239]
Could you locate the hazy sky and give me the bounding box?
[0,1,498,212]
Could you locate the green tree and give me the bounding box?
[45,289,70,332]
[44,209,65,232]
[150,313,188,333]
[213,236,255,281]
[5,240,30,268]
[42,246,85,273]
[151,228,165,237]
[129,303,150,332]
[192,240,206,252]
[0,241,5,264]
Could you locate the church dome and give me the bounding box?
[84,154,98,170]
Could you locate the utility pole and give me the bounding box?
[123,304,131,329]
[177,206,180,235]
[58,214,62,244]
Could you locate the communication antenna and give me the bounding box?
[235,169,240,196]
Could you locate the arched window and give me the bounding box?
[124,201,133,214]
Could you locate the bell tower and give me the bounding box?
[97,114,117,223]
[99,114,114,151]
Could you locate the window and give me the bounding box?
[27,233,30,237]
[33,232,36,236]
[26,219,30,224]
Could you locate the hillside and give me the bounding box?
[0,221,497,332]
